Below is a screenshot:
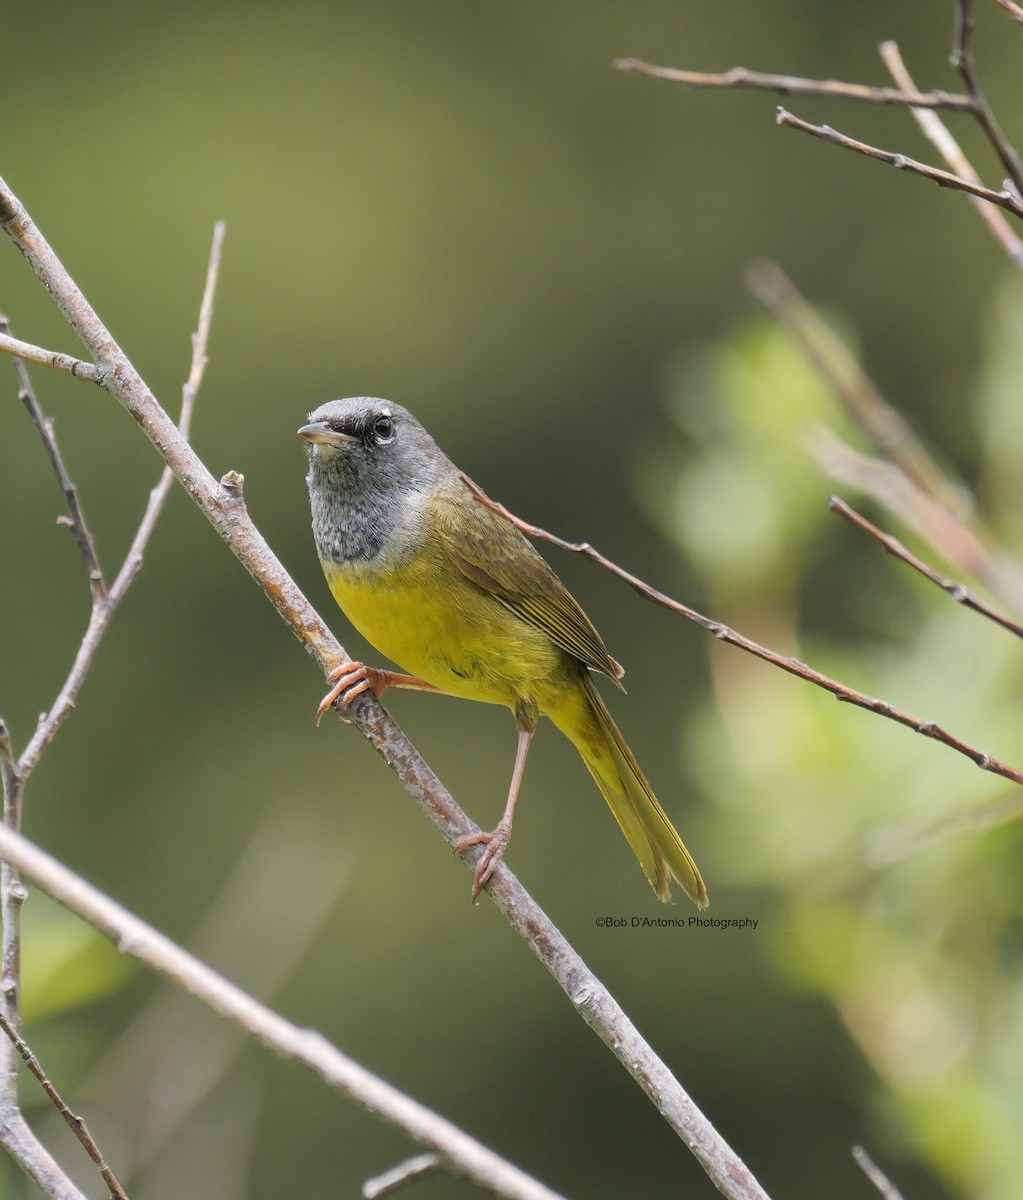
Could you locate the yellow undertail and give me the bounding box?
[551,672,708,908]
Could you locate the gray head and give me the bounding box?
[299,397,458,565]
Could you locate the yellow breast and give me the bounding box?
[320,551,563,710]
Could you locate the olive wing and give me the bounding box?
[431,483,624,685]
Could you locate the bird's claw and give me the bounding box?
[454,820,512,903]
[315,662,383,725]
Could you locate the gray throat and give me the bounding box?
[307,454,393,565]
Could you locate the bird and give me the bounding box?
[299,397,707,908]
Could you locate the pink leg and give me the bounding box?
[315,662,439,725]
[455,723,535,902]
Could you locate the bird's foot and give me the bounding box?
[315,662,390,725]
[315,663,438,724]
[455,819,513,903]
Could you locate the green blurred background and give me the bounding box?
[3,2,1022,1197]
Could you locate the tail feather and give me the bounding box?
[558,673,708,908]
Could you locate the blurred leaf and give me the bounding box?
[661,286,1023,1199]
[20,893,133,1021]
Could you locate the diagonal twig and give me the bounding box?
[83,812,351,1173]
[991,0,1023,20]
[0,219,224,1200]
[11,220,223,784]
[0,717,22,1116]
[746,262,1023,616]
[807,428,1023,616]
[0,329,108,384]
[879,41,1023,268]
[775,106,1023,217]
[0,175,771,1200]
[0,1012,128,1200]
[953,0,1023,195]
[2,317,106,598]
[745,260,965,509]
[463,477,1023,788]
[829,497,1023,639]
[0,824,565,1200]
[612,57,973,109]
[364,1153,443,1198]
[852,1146,905,1200]
[0,1111,85,1200]
[620,6,1023,235]
[868,784,1023,865]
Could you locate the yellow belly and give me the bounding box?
[320,552,564,710]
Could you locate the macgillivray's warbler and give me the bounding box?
[299,397,708,909]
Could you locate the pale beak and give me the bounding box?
[298,421,359,447]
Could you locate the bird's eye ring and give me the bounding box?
[373,415,394,442]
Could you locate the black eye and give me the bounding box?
[373,414,394,441]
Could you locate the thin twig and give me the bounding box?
[0,823,564,1200]
[0,721,14,784]
[808,428,1023,615]
[745,260,965,509]
[953,0,1023,196]
[0,715,23,1101]
[364,1153,442,1198]
[12,221,223,784]
[181,220,224,428]
[991,0,1023,21]
[0,175,771,1200]
[0,1012,129,1200]
[1,317,107,599]
[0,330,108,385]
[776,106,1023,217]
[619,9,1023,232]
[1,712,27,1122]
[0,1111,86,1200]
[852,1146,905,1200]
[879,41,1023,267]
[463,477,1023,788]
[868,786,1023,866]
[84,813,351,1173]
[829,497,1023,639]
[612,58,973,109]
[751,258,1023,616]
[0,221,223,1200]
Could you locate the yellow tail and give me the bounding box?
[549,672,708,908]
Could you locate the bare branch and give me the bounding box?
[1,713,27,1119]
[0,329,108,385]
[0,1110,86,1200]
[808,428,1023,615]
[852,1146,905,1200]
[879,41,1023,267]
[464,478,1023,788]
[0,1012,129,1200]
[745,260,965,508]
[991,0,1023,21]
[2,317,106,599]
[84,813,351,1173]
[0,823,566,1200]
[869,785,1023,865]
[612,57,972,109]
[776,106,1023,217]
[13,221,224,784]
[953,0,1023,195]
[0,176,771,1200]
[181,220,224,434]
[618,8,1023,236]
[747,261,1023,615]
[364,1153,442,1198]
[829,497,1023,639]
[0,721,13,783]
[0,220,225,1197]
